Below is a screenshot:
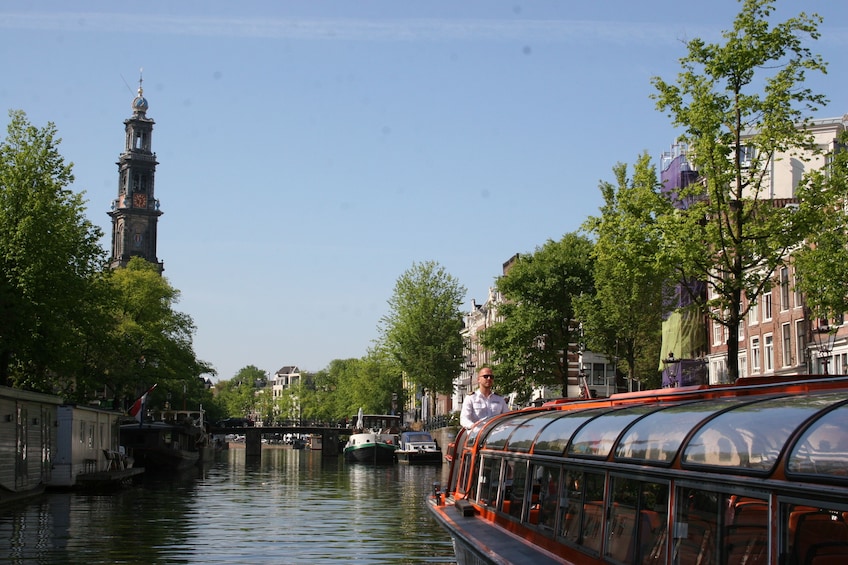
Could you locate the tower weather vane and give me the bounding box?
[120,67,144,96]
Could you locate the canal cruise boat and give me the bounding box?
[427,375,848,565]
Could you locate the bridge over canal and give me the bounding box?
[210,424,348,458]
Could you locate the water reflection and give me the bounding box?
[0,448,455,564]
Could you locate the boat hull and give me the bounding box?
[120,422,204,472]
[396,431,442,465]
[344,442,397,464]
[395,450,442,465]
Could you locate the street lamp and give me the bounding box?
[813,325,836,375]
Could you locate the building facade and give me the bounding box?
[708,116,848,381]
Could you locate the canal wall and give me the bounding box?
[431,426,460,452]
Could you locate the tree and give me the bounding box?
[0,110,109,389]
[214,365,266,419]
[356,347,405,416]
[380,260,466,396]
[106,258,215,409]
[481,233,595,402]
[651,0,831,381]
[579,154,672,389]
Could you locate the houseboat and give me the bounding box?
[428,375,848,565]
[343,412,401,464]
[52,404,142,489]
[0,385,62,502]
[120,408,210,472]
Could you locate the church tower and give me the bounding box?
[108,74,164,272]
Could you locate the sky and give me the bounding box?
[1,1,847,382]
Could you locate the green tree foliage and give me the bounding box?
[259,354,403,424]
[106,258,215,410]
[481,233,595,402]
[212,365,266,420]
[651,0,832,380]
[579,155,671,389]
[0,110,108,390]
[326,352,404,419]
[380,261,466,395]
[356,348,404,416]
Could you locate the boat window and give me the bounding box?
[683,393,846,473]
[676,485,769,565]
[605,476,669,564]
[464,418,488,446]
[447,428,469,494]
[569,405,660,458]
[403,432,433,442]
[506,412,563,453]
[787,400,848,482]
[528,463,561,532]
[533,408,607,455]
[482,413,538,450]
[560,468,605,555]
[476,455,502,506]
[781,501,848,565]
[614,399,746,464]
[457,451,473,496]
[500,459,528,521]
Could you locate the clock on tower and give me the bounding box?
[133,193,147,208]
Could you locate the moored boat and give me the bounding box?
[427,375,848,565]
[120,408,209,472]
[343,411,400,464]
[395,430,442,465]
[308,433,323,450]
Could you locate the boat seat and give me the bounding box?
[794,512,848,565]
[804,541,848,565]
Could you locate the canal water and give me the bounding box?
[0,447,457,564]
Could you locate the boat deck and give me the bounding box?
[429,498,566,565]
[76,467,145,488]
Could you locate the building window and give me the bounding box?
[793,271,802,309]
[751,336,761,373]
[763,292,772,321]
[837,353,848,375]
[710,358,727,385]
[782,323,792,367]
[738,308,744,342]
[589,363,606,386]
[764,334,774,372]
[780,267,790,311]
[739,144,757,166]
[713,320,723,346]
[795,320,807,369]
[748,300,759,326]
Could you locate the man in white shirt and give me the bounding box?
[460,366,509,429]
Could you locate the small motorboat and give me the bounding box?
[395,431,442,465]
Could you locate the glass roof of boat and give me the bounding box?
[787,401,848,481]
[681,392,847,473]
[482,412,541,450]
[477,390,848,477]
[615,397,753,464]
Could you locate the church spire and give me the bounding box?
[131,68,149,117]
[108,70,163,273]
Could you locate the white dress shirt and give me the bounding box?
[460,391,509,429]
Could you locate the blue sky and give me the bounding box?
[2,1,846,381]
